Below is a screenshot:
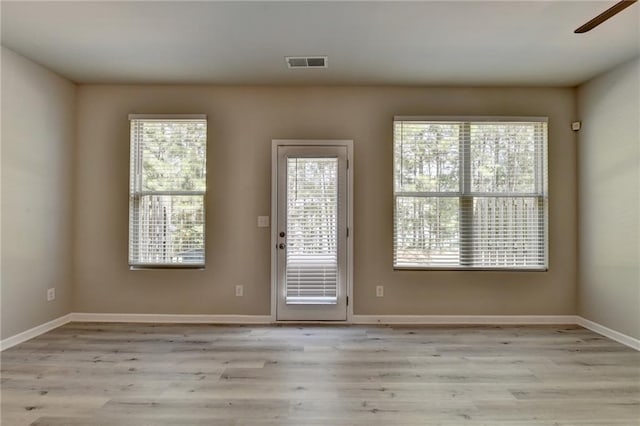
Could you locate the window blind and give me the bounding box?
[393,117,548,270]
[129,115,207,268]
[285,157,338,303]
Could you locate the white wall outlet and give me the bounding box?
[571,121,581,131]
[47,288,56,301]
[235,285,244,297]
[257,216,270,227]
[376,285,384,297]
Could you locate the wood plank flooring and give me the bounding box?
[1,323,638,425]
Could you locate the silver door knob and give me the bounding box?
[279,243,286,249]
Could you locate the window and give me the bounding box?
[129,114,207,268]
[393,117,548,270]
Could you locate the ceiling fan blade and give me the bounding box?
[575,0,638,33]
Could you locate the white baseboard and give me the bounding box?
[352,315,578,325]
[0,313,72,351]
[69,313,273,324]
[3,313,637,352]
[576,316,640,351]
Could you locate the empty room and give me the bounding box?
[1,1,639,425]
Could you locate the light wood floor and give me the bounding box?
[1,323,639,426]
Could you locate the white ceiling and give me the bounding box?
[1,1,638,86]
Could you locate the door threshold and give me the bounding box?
[273,320,350,325]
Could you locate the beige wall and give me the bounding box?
[577,58,640,339]
[1,47,76,339]
[74,85,577,316]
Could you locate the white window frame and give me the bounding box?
[128,114,207,269]
[393,116,549,271]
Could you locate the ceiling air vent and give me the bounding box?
[285,56,328,69]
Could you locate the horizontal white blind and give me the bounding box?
[286,157,338,303]
[129,117,207,267]
[394,118,548,270]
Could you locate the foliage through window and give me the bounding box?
[129,115,207,267]
[393,117,548,270]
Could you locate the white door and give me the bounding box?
[274,144,349,321]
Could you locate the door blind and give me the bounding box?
[393,117,548,270]
[285,157,338,303]
[129,115,207,267]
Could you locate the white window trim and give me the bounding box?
[128,114,207,120]
[394,116,548,123]
[128,114,208,269]
[393,116,549,271]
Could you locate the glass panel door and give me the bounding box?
[286,157,338,304]
[276,146,347,321]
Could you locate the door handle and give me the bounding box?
[279,243,287,250]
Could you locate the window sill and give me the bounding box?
[393,266,548,272]
[129,264,205,270]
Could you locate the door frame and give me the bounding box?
[270,139,354,323]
